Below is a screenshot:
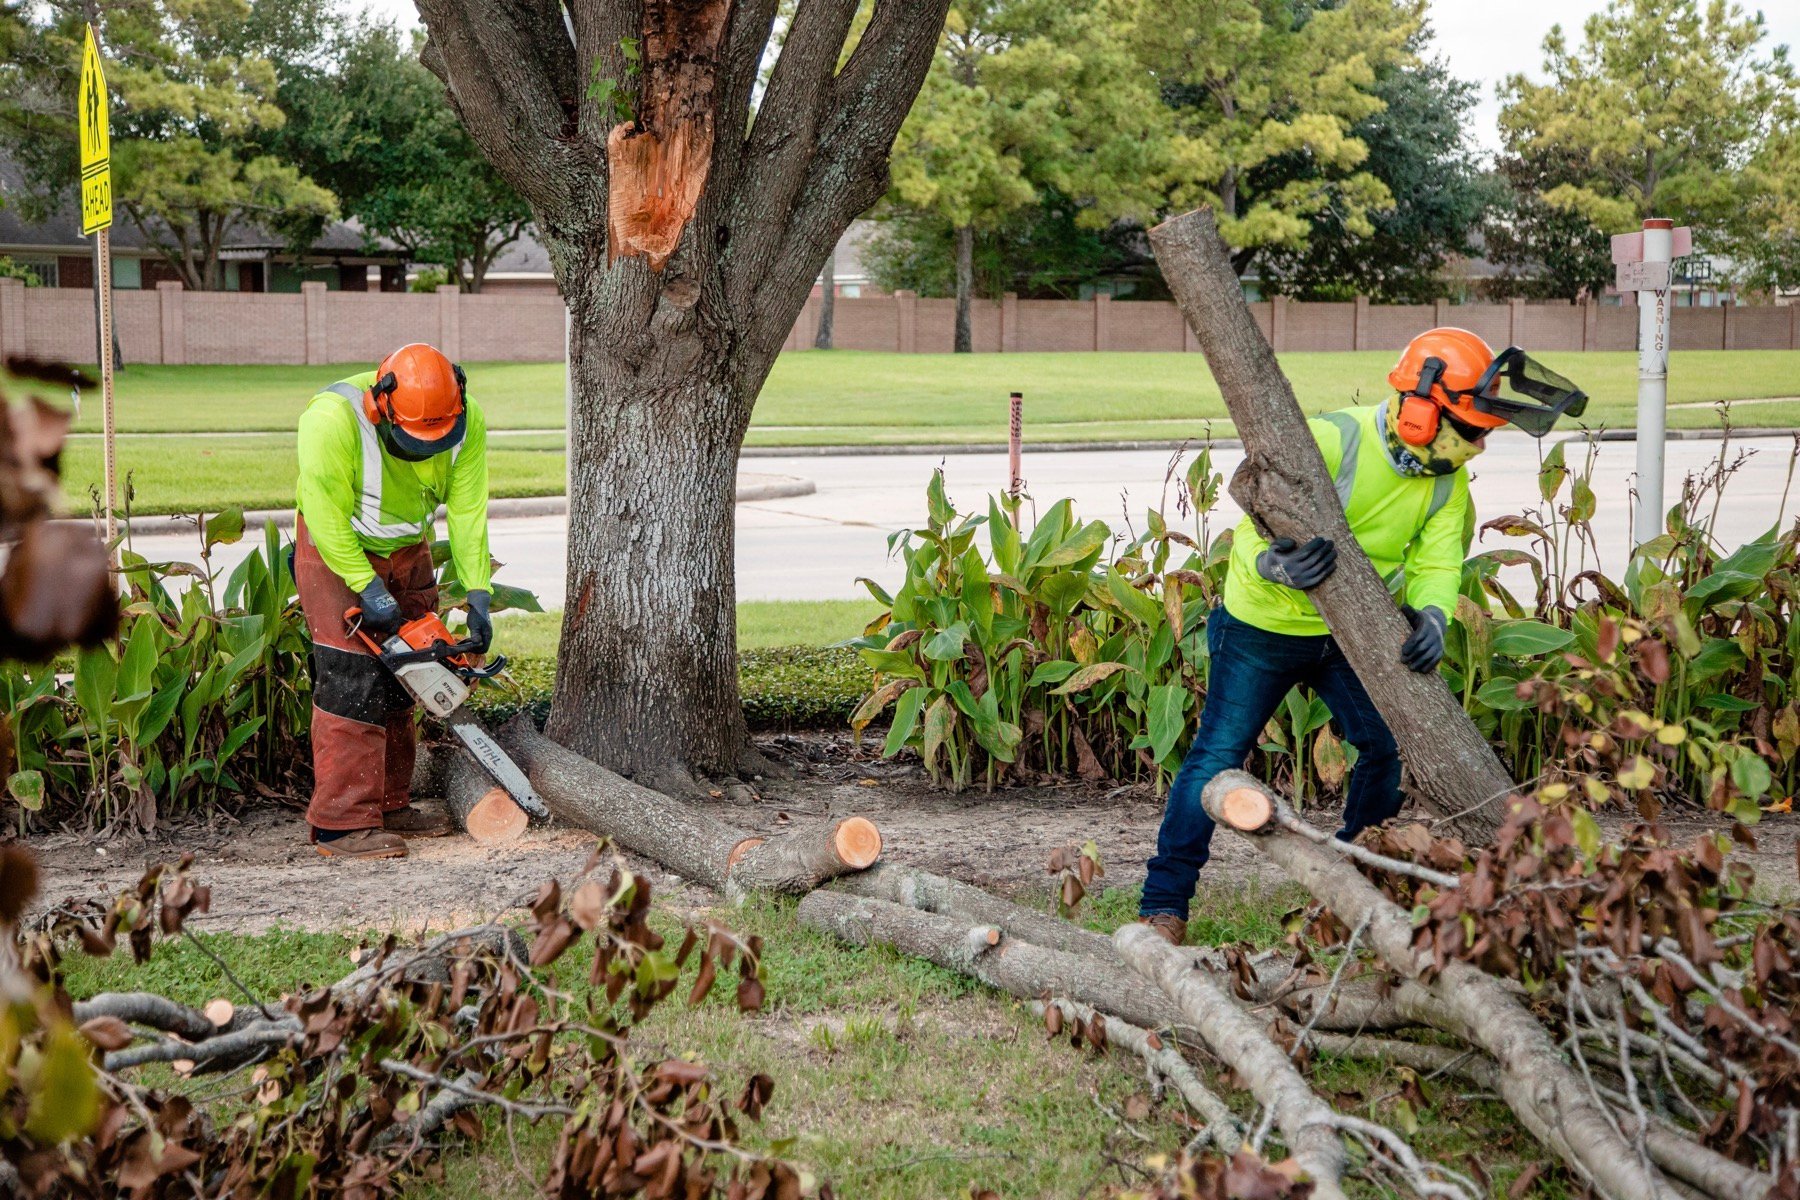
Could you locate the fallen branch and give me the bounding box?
[496,716,880,894]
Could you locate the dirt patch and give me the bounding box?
[25,731,1800,933]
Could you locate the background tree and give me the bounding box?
[1254,47,1490,302]
[886,0,1168,350]
[1479,150,1615,302]
[414,0,951,792]
[0,1,337,291]
[1131,0,1420,277]
[277,22,534,293]
[1497,0,1797,263]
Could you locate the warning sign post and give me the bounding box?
[78,23,117,544]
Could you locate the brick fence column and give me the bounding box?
[1001,292,1019,352]
[301,281,329,365]
[1582,300,1597,351]
[1093,293,1111,351]
[436,284,462,360]
[156,281,185,365]
[1721,301,1734,351]
[895,290,917,353]
[1271,295,1289,353]
[1792,304,1798,351]
[1352,295,1369,351]
[0,278,23,361]
[1433,297,1448,328]
[1508,297,1525,346]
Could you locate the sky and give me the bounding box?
[355,0,1800,157]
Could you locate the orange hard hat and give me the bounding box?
[365,343,466,459]
[1387,327,1509,437]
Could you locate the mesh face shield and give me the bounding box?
[1471,347,1588,437]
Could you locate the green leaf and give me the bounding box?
[7,770,44,812]
[487,583,544,614]
[1689,638,1746,685]
[1026,660,1080,687]
[1698,694,1761,713]
[883,687,929,757]
[73,645,118,732]
[1732,753,1773,800]
[1490,620,1576,657]
[1050,660,1134,695]
[1038,519,1111,570]
[1538,441,1567,502]
[1039,570,1092,618]
[1146,685,1188,764]
[216,717,265,763]
[923,622,971,662]
[987,498,1022,576]
[203,507,246,550]
[1104,568,1162,629]
[920,695,955,776]
[1570,807,1601,859]
[1474,678,1528,712]
[24,1024,102,1143]
[926,470,956,530]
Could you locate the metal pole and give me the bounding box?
[1007,391,1023,497]
[1634,218,1673,546]
[96,224,117,545]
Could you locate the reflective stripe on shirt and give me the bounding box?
[323,381,428,541]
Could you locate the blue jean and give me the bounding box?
[1139,606,1403,919]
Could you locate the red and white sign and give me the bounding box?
[1610,226,1692,265]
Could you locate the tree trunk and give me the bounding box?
[1115,924,1351,1200]
[796,890,1184,1033]
[1199,769,1671,1200]
[953,224,974,353]
[1149,208,1512,844]
[813,249,835,350]
[495,716,880,894]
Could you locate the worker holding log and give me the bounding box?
[293,344,493,860]
[1138,328,1586,944]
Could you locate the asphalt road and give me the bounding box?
[128,432,1798,605]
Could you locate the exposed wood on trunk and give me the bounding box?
[443,743,528,845]
[1199,769,1673,1199]
[1149,208,1514,843]
[795,890,1183,1034]
[1032,998,1244,1155]
[1115,924,1350,1200]
[494,717,880,894]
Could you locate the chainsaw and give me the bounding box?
[345,606,549,821]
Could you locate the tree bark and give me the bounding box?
[796,890,1182,1033]
[1199,769,1672,1200]
[443,743,528,845]
[494,716,879,894]
[1149,208,1513,844]
[418,0,951,786]
[814,248,835,349]
[1115,924,1350,1200]
[954,223,974,353]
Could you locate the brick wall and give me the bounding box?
[2,277,1795,365]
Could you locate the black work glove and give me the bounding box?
[1255,536,1338,590]
[463,589,493,653]
[1400,604,1447,673]
[357,577,402,637]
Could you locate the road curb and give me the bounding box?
[54,475,817,537]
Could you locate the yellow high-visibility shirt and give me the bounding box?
[294,370,491,594]
[1223,403,1470,637]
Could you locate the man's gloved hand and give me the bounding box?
[1400,604,1448,673]
[357,577,402,636]
[1256,536,1338,590]
[464,590,493,653]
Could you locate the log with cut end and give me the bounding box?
[494,716,880,893]
[795,890,1183,1034]
[1115,923,1350,1200]
[1149,206,1514,844]
[444,742,529,845]
[1199,769,1674,1200]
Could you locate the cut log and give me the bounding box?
[1200,769,1673,1200]
[832,862,1116,961]
[1149,207,1513,844]
[494,716,880,894]
[1115,923,1349,1200]
[795,890,1182,1034]
[444,743,529,845]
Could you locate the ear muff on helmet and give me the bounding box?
[1394,357,1446,446]
[363,371,399,426]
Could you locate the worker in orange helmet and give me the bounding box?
[293,344,492,860]
[1136,328,1587,944]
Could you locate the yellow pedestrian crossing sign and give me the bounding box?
[78,24,111,234]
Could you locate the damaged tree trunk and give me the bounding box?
[418,0,951,786]
[1200,768,1672,1199]
[495,717,880,894]
[1149,208,1513,843]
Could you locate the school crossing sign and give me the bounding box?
[78,23,111,234]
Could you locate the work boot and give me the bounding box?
[314,828,407,860]
[382,804,454,838]
[1137,913,1188,946]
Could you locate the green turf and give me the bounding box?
[498,599,881,661]
[23,349,1800,437]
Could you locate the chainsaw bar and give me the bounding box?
[449,715,550,821]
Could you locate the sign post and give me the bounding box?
[78,23,116,544]
[1612,218,1691,547]
[1007,391,1023,499]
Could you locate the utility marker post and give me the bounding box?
[78,23,116,545]
[1612,217,1691,547]
[1007,391,1023,499]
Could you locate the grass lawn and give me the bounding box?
[32,350,1800,512]
[498,599,881,660]
[57,883,1561,1198]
